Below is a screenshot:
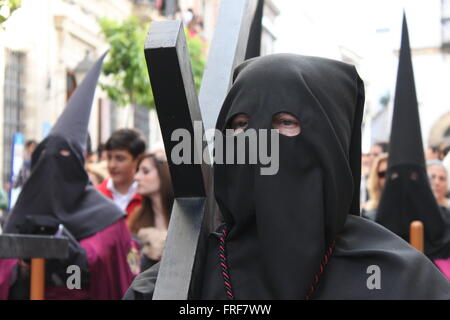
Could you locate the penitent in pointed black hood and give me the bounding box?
[376,13,450,260]
[4,52,125,240]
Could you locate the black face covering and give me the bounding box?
[33,136,87,211]
[201,54,364,299]
[377,165,450,259]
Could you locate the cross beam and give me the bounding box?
[145,20,211,300]
[0,234,69,300]
[0,234,69,259]
[144,0,260,299]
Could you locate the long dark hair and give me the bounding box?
[128,152,174,234]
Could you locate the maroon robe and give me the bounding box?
[0,219,137,300]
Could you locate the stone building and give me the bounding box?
[0,0,155,184]
[0,0,279,184]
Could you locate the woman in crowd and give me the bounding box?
[427,160,449,209]
[362,153,388,221]
[128,152,174,271]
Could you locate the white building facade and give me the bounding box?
[368,0,450,149]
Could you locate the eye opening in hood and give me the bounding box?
[272,112,301,137]
[59,149,71,157]
[225,112,250,136]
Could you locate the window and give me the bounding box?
[3,50,26,184]
[442,0,450,46]
[66,71,77,101]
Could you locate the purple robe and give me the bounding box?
[0,219,137,300]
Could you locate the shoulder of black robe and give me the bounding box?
[441,206,450,226]
[375,14,450,260]
[3,53,125,240]
[316,215,450,299]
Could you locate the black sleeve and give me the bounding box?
[123,262,160,300]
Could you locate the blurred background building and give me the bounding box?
[366,0,450,151]
[0,0,279,185]
[275,0,450,155]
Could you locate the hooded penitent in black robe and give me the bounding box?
[0,53,135,299]
[375,14,450,265]
[124,53,450,300]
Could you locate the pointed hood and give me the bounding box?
[376,14,450,260]
[50,52,107,152]
[388,13,424,169]
[4,51,125,240]
[244,0,264,60]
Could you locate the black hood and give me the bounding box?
[4,52,124,240]
[201,53,364,299]
[376,14,450,259]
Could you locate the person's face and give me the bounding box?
[107,150,138,187]
[27,143,37,155]
[100,150,107,162]
[88,153,98,163]
[361,154,371,175]
[369,144,383,160]
[427,165,448,201]
[366,144,383,170]
[377,160,388,190]
[134,158,161,197]
[426,147,441,161]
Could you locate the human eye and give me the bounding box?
[272,112,301,136]
[281,119,295,126]
[227,113,250,135]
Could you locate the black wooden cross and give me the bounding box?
[144,0,263,299]
[0,234,68,259]
[0,233,69,299]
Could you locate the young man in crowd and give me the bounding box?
[97,129,146,216]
